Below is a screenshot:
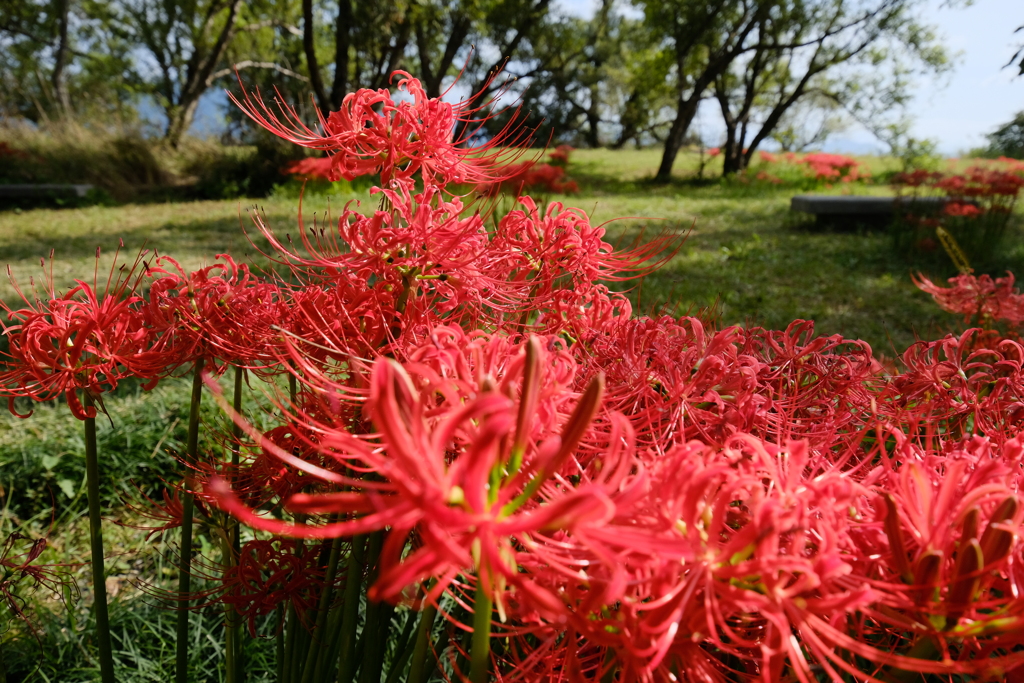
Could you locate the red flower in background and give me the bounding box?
[914,272,1024,326]
[232,71,532,190]
[219,539,326,635]
[801,152,866,182]
[281,157,333,181]
[0,249,165,418]
[943,200,982,217]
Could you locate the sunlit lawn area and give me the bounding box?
[3,148,1017,354]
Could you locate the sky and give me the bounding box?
[184,0,1024,155]
[556,0,1024,155]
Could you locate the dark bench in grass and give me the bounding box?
[0,184,95,199]
[791,195,948,230]
[0,184,97,209]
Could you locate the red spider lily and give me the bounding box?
[478,162,579,196]
[208,331,622,625]
[892,168,944,188]
[144,254,286,370]
[800,153,866,182]
[826,432,1024,679]
[914,272,1024,327]
[122,488,188,540]
[230,71,532,190]
[0,249,166,419]
[247,187,515,329]
[219,539,326,636]
[1,531,76,634]
[547,145,574,167]
[489,197,678,321]
[479,145,579,196]
[944,200,983,217]
[281,156,334,181]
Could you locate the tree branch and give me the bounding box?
[210,61,310,82]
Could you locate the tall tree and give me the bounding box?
[713,0,947,175]
[636,0,771,182]
[121,0,240,145]
[0,0,134,121]
[114,0,305,145]
[301,0,412,112]
[413,0,477,98]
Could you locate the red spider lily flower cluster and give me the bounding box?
[892,160,1024,262]
[281,156,334,181]
[479,146,579,196]
[892,162,1024,215]
[1,530,76,635]
[233,70,531,188]
[944,200,983,217]
[799,152,867,182]
[13,73,1024,683]
[915,272,1024,328]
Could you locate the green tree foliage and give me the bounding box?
[984,111,1024,159]
[0,0,970,186]
[1011,25,1024,77]
[0,0,139,122]
[713,0,949,175]
[109,0,308,146]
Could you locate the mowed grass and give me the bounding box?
[3,147,1014,354]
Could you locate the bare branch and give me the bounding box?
[210,61,311,83]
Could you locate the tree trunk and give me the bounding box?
[331,0,352,108]
[165,98,201,148]
[654,93,701,182]
[303,0,330,111]
[164,0,244,147]
[52,0,71,116]
[418,14,471,98]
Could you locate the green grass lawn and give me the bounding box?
[3,148,1010,354]
[2,147,1021,680]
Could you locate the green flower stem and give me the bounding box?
[223,550,237,683]
[336,535,368,683]
[300,535,343,683]
[355,531,385,683]
[282,600,299,683]
[83,391,115,683]
[383,609,421,683]
[276,604,285,682]
[229,366,245,683]
[360,602,395,683]
[282,523,307,683]
[407,584,438,683]
[468,579,493,683]
[175,358,205,683]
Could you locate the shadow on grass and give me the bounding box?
[612,216,966,353]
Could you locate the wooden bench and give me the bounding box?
[0,184,95,199]
[791,195,947,230]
